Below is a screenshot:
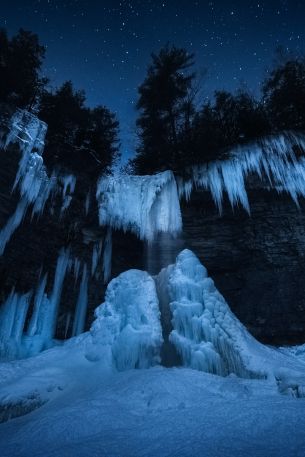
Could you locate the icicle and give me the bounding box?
[73,257,81,284]
[27,273,48,337]
[59,174,77,214]
[177,132,305,213]
[0,197,28,255]
[64,312,72,339]
[10,292,32,342]
[46,248,71,340]
[103,228,112,284]
[72,264,89,336]
[91,240,103,277]
[0,290,32,360]
[84,190,91,215]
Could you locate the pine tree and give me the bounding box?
[132,45,196,174]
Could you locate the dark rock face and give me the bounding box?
[1,143,305,346]
[181,190,305,346]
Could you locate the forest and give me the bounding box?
[1,27,305,177]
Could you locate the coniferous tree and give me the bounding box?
[39,81,120,175]
[0,28,47,109]
[132,45,196,174]
[263,58,305,131]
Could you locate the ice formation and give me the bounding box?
[177,132,305,213]
[0,110,78,257]
[103,228,112,283]
[87,269,163,370]
[96,170,182,241]
[4,108,47,156]
[159,249,305,389]
[72,264,89,336]
[0,248,71,361]
[59,174,77,214]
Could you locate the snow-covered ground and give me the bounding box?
[1,365,305,457]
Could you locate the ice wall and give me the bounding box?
[96,170,182,241]
[177,132,305,213]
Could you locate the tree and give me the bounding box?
[39,81,120,176]
[132,45,196,174]
[0,28,47,108]
[263,58,305,131]
[191,90,270,165]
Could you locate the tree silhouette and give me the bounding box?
[0,28,47,109]
[263,58,305,131]
[132,45,196,174]
[39,81,120,176]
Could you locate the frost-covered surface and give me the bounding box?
[163,249,305,392]
[177,132,305,213]
[97,170,182,241]
[1,364,305,456]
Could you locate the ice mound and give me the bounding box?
[96,170,182,241]
[162,249,305,389]
[88,269,163,370]
[177,132,305,213]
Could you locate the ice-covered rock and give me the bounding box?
[96,170,182,241]
[177,132,305,213]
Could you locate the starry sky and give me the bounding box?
[1,0,305,160]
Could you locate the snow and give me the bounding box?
[96,170,182,241]
[178,132,305,213]
[1,250,305,455]
[0,364,305,456]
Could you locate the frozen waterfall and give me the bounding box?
[96,170,182,241]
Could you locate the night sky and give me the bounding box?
[2,0,305,160]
